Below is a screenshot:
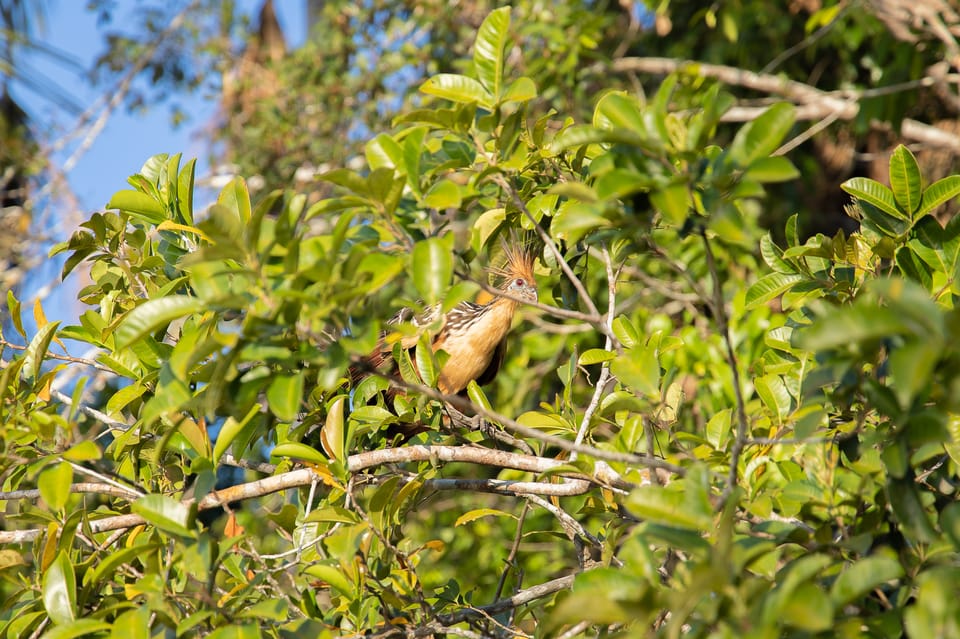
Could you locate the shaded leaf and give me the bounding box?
[266,372,304,423]
[830,556,903,606]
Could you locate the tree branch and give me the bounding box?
[0,445,630,545]
[595,56,960,152]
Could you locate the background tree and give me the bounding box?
[4,2,960,638]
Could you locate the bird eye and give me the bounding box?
[514,278,525,287]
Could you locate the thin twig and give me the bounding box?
[361,364,682,475]
[491,174,618,346]
[494,502,530,602]
[571,245,617,461]
[700,229,749,506]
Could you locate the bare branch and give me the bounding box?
[571,244,616,461]
[595,56,960,153]
[0,445,627,545]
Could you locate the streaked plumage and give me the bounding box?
[373,240,537,395]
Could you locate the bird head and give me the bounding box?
[490,237,538,305]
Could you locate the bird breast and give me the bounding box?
[435,299,518,394]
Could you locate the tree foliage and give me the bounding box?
[5,5,960,639]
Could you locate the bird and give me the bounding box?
[363,238,538,396]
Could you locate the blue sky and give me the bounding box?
[18,1,306,212]
[12,1,307,326]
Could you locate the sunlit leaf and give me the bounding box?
[841,177,905,220]
[421,74,492,109]
[38,462,72,512]
[42,551,76,625]
[114,296,204,350]
[321,396,347,462]
[411,235,454,303]
[106,190,165,225]
[917,175,960,216]
[131,494,195,538]
[473,7,510,100]
[455,508,516,526]
[888,144,922,216]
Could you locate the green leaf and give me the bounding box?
[106,190,165,225]
[889,339,941,408]
[114,296,204,350]
[319,169,369,196]
[237,599,288,622]
[611,345,660,398]
[266,372,304,423]
[548,124,642,154]
[411,235,454,304]
[650,183,690,225]
[830,556,903,606]
[466,380,493,413]
[365,133,403,171]
[579,349,616,365]
[729,102,795,165]
[887,477,938,543]
[744,156,800,183]
[216,177,251,226]
[798,303,928,352]
[305,563,355,596]
[502,76,537,103]
[421,74,493,109]
[271,442,327,466]
[305,506,362,525]
[627,485,713,530]
[841,177,906,220]
[422,179,462,210]
[22,321,61,381]
[889,145,923,216]
[206,624,261,639]
[552,202,610,244]
[473,7,510,100]
[42,551,76,625]
[415,332,438,388]
[41,619,113,639]
[455,508,516,526]
[918,175,960,216]
[779,582,834,632]
[755,374,792,424]
[759,233,796,273]
[745,272,803,309]
[38,462,73,512]
[612,316,640,349]
[131,494,195,537]
[213,405,260,463]
[320,396,347,463]
[594,92,646,135]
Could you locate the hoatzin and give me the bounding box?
[361,238,538,397]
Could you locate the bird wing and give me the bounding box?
[474,336,507,387]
